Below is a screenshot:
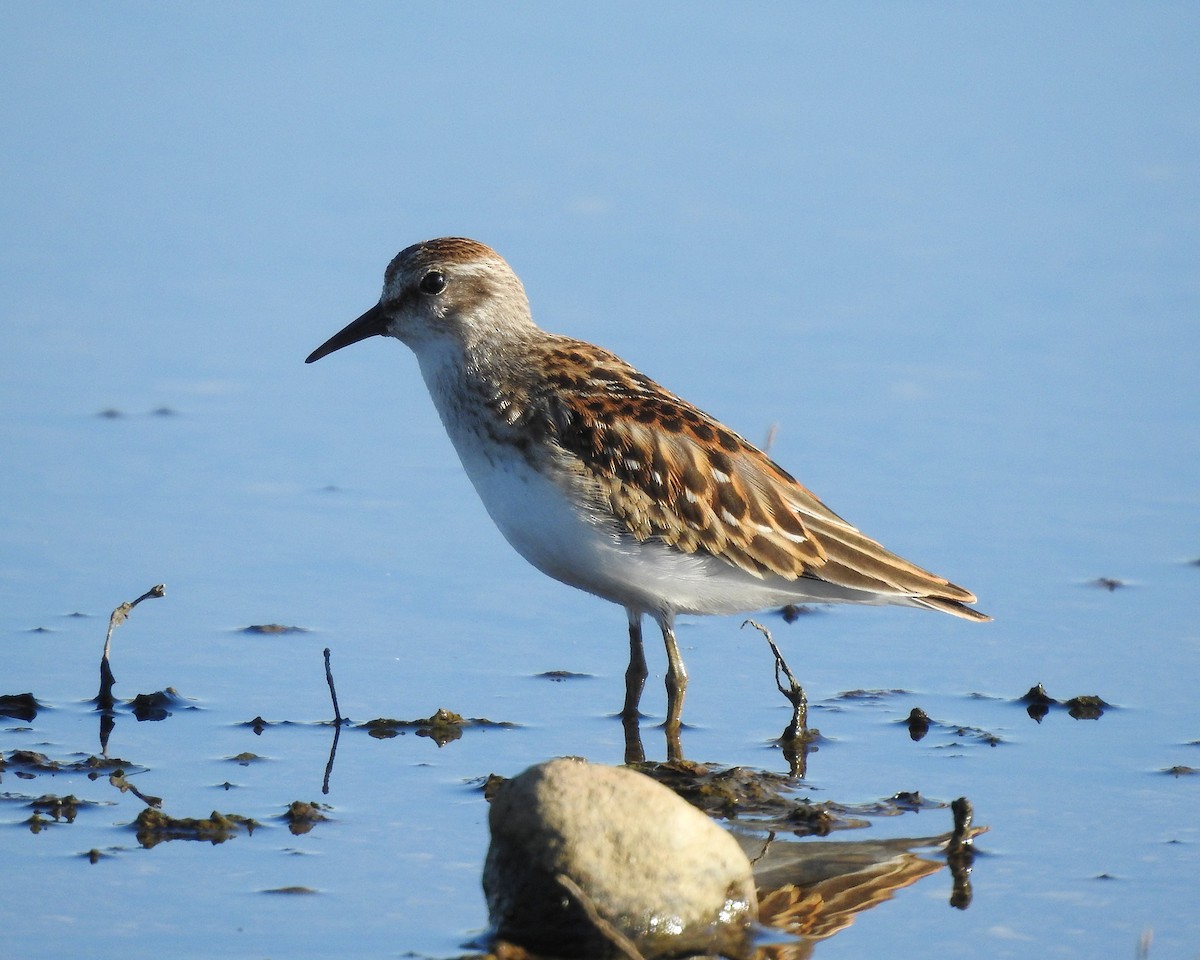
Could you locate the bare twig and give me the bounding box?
[95,584,166,710]
[323,647,344,724]
[555,873,646,960]
[322,722,341,797]
[743,619,810,777]
[322,648,344,795]
[109,769,163,808]
[742,619,808,737]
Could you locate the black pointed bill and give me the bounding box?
[305,302,389,363]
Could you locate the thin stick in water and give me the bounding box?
[742,619,808,737]
[95,584,166,710]
[555,872,646,960]
[321,647,343,795]
[323,647,343,725]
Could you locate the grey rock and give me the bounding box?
[484,757,758,958]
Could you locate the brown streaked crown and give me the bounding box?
[384,237,506,288]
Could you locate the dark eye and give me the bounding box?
[418,271,446,296]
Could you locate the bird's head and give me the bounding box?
[305,237,533,363]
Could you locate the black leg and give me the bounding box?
[621,612,648,721]
[622,612,648,764]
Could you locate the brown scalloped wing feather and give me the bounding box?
[538,343,986,618]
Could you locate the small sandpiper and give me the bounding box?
[307,238,988,733]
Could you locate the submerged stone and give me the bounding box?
[483,757,757,959]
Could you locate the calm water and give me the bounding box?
[3,5,1198,958]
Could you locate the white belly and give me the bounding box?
[420,353,898,618]
[448,429,856,618]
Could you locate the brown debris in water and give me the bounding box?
[4,749,134,778]
[240,716,270,734]
[484,759,850,834]
[282,800,331,835]
[128,688,183,722]
[1065,695,1107,720]
[481,773,508,802]
[947,797,977,909]
[359,709,517,746]
[609,760,865,837]
[133,807,258,848]
[240,623,308,635]
[1020,683,1056,722]
[905,707,931,741]
[26,794,91,828]
[1019,684,1109,722]
[109,770,162,808]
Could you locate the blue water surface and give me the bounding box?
[2,4,1198,959]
